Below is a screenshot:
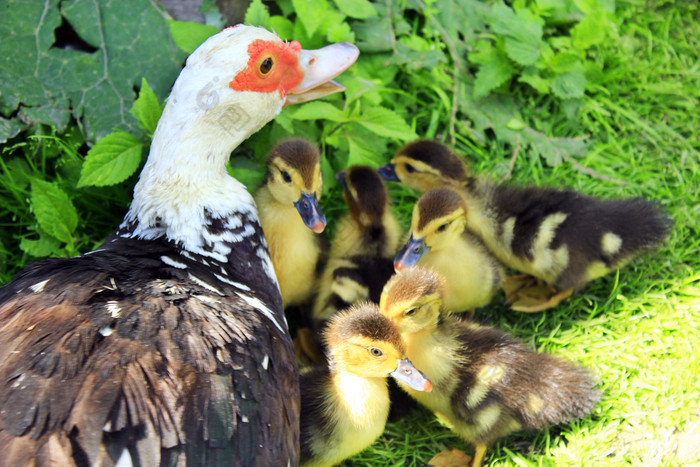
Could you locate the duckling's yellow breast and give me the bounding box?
[419,231,503,311]
[256,189,321,307]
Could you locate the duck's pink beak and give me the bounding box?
[285,42,359,106]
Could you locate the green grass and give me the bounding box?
[342,1,700,466]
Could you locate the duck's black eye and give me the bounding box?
[405,308,417,316]
[369,347,383,357]
[437,223,448,232]
[281,171,292,183]
[259,57,274,75]
[405,163,416,173]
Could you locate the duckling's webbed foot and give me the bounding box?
[508,282,574,313]
[503,274,541,304]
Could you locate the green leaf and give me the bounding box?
[332,0,377,19]
[347,137,384,166]
[489,2,542,47]
[0,0,186,140]
[506,118,526,131]
[130,78,163,137]
[292,102,346,122]
[551,68,587,99]
[244,0,271,28]
[20,234,61,258]
[78,131,143,187]
[356,107,417,141]
[571,13,607,50]
[30,179,78,244]
[269,16,294,41]
[503,37,540,66]
[518,70,550,94]
[471,44,515,98]
[169,20,219,55]
[292,0,328,37]
[326,21,355,43]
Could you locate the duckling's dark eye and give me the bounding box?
[437,223,448,232]
[259,57,274,75]
[281,171,292,183]
[405,163,416,173]
[405,308,417,316]
[369,347,383,357]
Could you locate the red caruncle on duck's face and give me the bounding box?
[229,39,304,98]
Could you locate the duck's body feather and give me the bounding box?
[0,225,296,466]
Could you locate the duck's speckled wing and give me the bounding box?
[0,235,298,467]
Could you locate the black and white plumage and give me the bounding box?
[0,25,358,466]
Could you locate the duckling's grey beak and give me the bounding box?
[390,358,432,392]
[336,170,347,187]
[394,235,429,271]
[295,192,326,233]
[377,163,400,182]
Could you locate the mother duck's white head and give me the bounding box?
[123,25,358,256]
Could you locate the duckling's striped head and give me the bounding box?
[324,303,432,391]
[378,139,469,193]
[266,138,326,232]
[337,165,389,228]
[380,267,444,334]
[394,187,468,270]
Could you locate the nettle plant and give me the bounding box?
[0,0,617,282]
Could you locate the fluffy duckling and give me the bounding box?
[382,139,673,312]
[300,303,432,467]
[255,139,326,307]
[394,187,504,313]
[379,267,600,467]
[312,166,401,329]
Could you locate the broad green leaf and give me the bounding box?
[292,0,328,37]
[506,118,526,131]
[130,78,163,137]
[572,13,607,50]
[573,0,599,15]
[551,68,587,99]
[292,102,346,122]
[169,21,219,55]
[326,21,355,43]
[524,132,589,166]
[332,0,377,19]
[78,131,143,187]
[269,16,294,41]
[0,0,186,140]
[489,2,542,47]
[244,0,271,28]
[20,234,62,258]
[504,37,540,66]
[0,117,25,144]
[356,107,417,141]
[228,158,265,193]
[30,179,78,244]
[347,137,383,166]
[471,45,515,98]
[518,71,550,94]
[548,52,583,74]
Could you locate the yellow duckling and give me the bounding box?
[254,138,326,307]
[379,267,600,467]
[381,139,673,312]
[394,187,504,313]
[312,165,401,329]
[300,303,432,467]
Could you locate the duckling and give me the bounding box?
[254,138,326,308]
[394,187,504,313]
[379,267,600,467]
[382,139,673,312]
[312,166,401,329]
[300,302,432,467]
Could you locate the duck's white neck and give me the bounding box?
[120,65,284,257]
